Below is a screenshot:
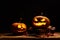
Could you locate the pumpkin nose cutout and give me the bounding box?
[37,18,41,21]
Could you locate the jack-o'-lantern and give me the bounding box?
[32,16,50,28]
[12,22,27,33]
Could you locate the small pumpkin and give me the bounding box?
[32,16,50,28]
[12,22,27,33]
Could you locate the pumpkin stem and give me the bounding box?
[41,12,43,16]
[19,17,23,23]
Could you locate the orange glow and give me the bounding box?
[17,24,22,28]
[41,19,45,21]
[17,23,26,29]
[12,23,19,26]
[33,22,46,26]
[34,18,38,21]
[12,22,27,32]
[33,16,50,27]
[17,23,27,32]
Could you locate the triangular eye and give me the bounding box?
[41,19,45,21]
[34,18,38,21]
[17,24,21,28]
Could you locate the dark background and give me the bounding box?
[0,0,60,33]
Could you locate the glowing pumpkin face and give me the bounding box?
[32,16,50,28]
[12,22,27,33]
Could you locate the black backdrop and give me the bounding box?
[0,0,60,33]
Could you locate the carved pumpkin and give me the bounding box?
[32,16,50,28]
[12,22,27,33]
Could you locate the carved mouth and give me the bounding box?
[17,28,26,32]
[33,22,46,26]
